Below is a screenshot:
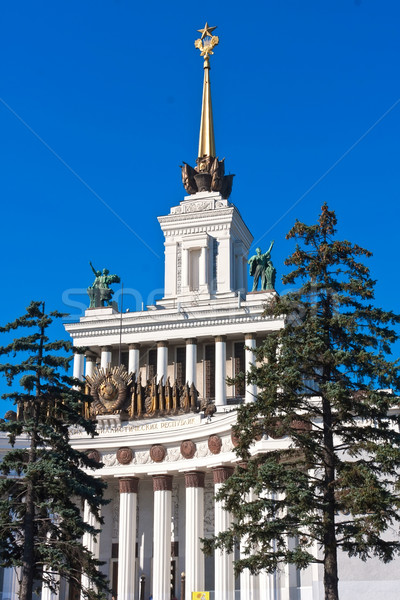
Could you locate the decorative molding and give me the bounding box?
[221,435,234,453]
[180,440,196,459]
[176,242,182,295]
[117,447,134,465]
[102,452,117,467]
[195,440,211,458]
[231,431,240,447]
[134,450,151,465]
[213,466,234,484]
[184,471,205,488]
[150,444,166,463]
[165,447,181,462]
[119,477,139,494]
[153,474,173,492]
[87,449,101,463]
[67,308,279,339]
[208,434,222,454]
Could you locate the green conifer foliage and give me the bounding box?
[0,301,109,600]
[205,205,400,600]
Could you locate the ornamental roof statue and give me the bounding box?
[180,23,234,199]
[87,261,120,308]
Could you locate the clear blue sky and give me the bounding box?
[0,1,399,415]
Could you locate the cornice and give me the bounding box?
[67,312,276,339]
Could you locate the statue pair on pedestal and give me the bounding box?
[248,241,276,291]
[87,262,120,308]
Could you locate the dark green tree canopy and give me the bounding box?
[0,301,109,600]
[206,205,400,600]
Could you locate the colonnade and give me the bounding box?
[77,467,238,600]
[3,467,278,600]
[73,335,258,405]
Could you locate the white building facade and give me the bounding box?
[1,24,400,600]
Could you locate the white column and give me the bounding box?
[152,475,172,600]
[100,346,112,370]
[213,467,234,600]
[41,570,60,600]
[2,567,20,600]
[85,353,96,378]
[215,336,227,407]
[80,501,100,599]
[157,342,168,383]
[185,339,197,387]
[73,353,85,381]
[129,344,140,375]
[118,477,139,600]
[185,472,205,598]
[240,490,259,600]
[245,334,257,403]
[257,570,275,600]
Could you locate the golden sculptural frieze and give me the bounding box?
[85,364,200,420]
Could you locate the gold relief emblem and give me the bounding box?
[99,381,119,404]
[86,365,132,415]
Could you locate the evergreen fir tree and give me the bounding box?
[206,205,400,600]
[0,301,109,600]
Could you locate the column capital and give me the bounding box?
[184,471,205,488]
[119,477,139,494]
[129,343,140,350]
[101,346,112,352]
[245,333,257,341]
[186,338,197,345]
[213,466,234,484]
[157,341,168,348]
[85,352,97,361]
[153,474,173,492]
[215,335,227,343]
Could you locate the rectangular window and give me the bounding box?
[147,348,157,380]
[189,248,200,291]
[176,347,186,387]
[234,341,245,397]
[204,344,215,399]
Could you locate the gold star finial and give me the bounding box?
[195,22,219,60]
[197,22,217,40]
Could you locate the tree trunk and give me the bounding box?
[20,307,44,600]
[322,392,339,600]
[19,453,36,600]
[321,283,339,600]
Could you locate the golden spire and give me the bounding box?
[194,23,219,160]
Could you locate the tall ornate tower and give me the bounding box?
[158,24,253,307]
